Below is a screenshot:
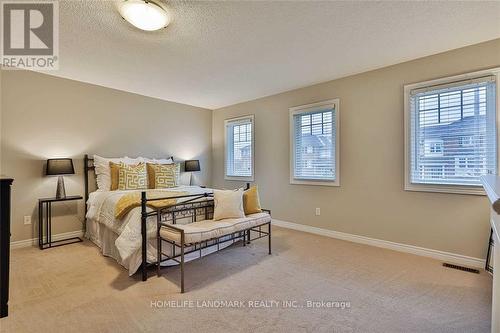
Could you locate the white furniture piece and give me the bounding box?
[480,175,500,333]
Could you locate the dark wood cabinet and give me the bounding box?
[0,177,14,318]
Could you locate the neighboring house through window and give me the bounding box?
[424,139,444,156]
[459,136,474,147]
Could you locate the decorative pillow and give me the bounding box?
[110,161,142,190]
[147,163,180,189]
[109,161,121,191]
[94,155,135,191]
[243,186,262,215]
[213,189,245,221]
[117,163,147,190]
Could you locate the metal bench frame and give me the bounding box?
[141,190,271,293]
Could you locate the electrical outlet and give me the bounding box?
[315,208,321,216]
[23,215,31,225]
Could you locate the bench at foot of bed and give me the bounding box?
[157,211,272,293]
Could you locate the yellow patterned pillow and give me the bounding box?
[109,161,122,191]
[117,163,147,190]
[147,163,180,189]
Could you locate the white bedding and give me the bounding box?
[85,186,216,275]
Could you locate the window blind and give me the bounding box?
[409,77,497,186]
[225,117,253,178]
[293,108,336,181]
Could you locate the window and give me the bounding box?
[457,157,467,169]
[424,139,444,156]
[420,165,444,179]
[290,99,339,186]
[225,115,254,181]
[405,69,499,194]
[458,135,474,147]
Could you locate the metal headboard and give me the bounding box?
[83,154,94,209]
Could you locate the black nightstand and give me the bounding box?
[38,195,83,250]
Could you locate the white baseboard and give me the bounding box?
[272,219,486,269]
[10,222,485,268]
[10,230,84,249]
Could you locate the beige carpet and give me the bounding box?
[0,226,492,333]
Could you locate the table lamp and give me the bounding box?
[184,160,200,185]
[46,158,74,199]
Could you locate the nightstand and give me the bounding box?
[38,195,83,250]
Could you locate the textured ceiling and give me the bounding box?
[46,0,500,109]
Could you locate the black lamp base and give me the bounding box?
[56,176,66,199]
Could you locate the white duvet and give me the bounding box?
[86,186,213,267]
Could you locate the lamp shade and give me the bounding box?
[46,158,75,176]
[184,160,200,172]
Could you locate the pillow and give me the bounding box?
[243,186,262,215]
[117,163,148,190]
[146,163,180,189]
[94,155,133,191]
[173,163,180,185]
[109,161,121,191]
[213,189,245,221]
[110,161,142,190]
[139,156,174,164]
[178,173,191,186]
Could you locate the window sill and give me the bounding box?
[225,175,254,182]
[290,179,340,187]
[404,183,486,196]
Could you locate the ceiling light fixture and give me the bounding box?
[118,0,170,31]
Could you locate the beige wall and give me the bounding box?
[212,38,500,259]
[3,39,500,257]
[1,70,212,242]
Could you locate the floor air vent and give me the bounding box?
[443,263,480,274]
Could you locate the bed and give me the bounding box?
[83,155,233,276]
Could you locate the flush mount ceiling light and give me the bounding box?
[118,0,170,31]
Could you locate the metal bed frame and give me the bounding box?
[84,155,272,291]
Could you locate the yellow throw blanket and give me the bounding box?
[115,190,188,220]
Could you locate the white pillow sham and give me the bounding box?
[93,155,138,191]
[138,156,174,164]
[213,189,245,221]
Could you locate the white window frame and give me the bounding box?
[289,99,340,186]
[404,68,500,195]
[224,115,255,181]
